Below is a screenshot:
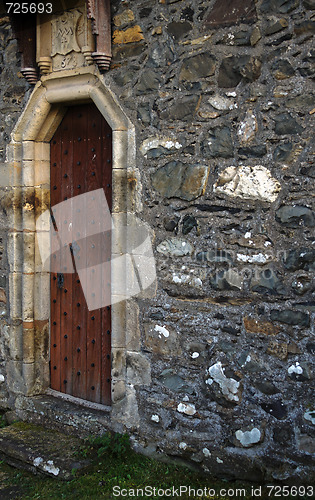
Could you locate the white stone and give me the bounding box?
[191,352,200,359]
[288,362,303,375]
[216,457,223,464]
[179,442,187,450]
[237,110,258,144]
[203,448,211,457]
[235,428,261,448]
[237,253,272,264]
[43,460,60,476]
[140,137,182,156]
[304,410,315,425]
[214,165,281,203]
[0,374,4,384]
[157,238,193,257]
[151,414,160,423]
[172,273,203,287]
[154,325,169,338]
[177,402,196,416]
[208,95,236,111]
[206,362,240,402]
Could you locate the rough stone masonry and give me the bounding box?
[0,0,314,484]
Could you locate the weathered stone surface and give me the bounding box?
[273,142,292,162]
[156,238,193,257]
[275,206,315,227]
[235,427,263,448]
[202,127,233,158]
[152,161,209,201]
[283,248,315,271]
[274,113,303,135]
[254,380,280,395]
[260,400,287,420]
[113,26,144,45]
[251,268,285,295]
[204,0,257,29]
[286,94,314,111]
[243,316,281,335]
[163,217,179,232]
[220,30,251,46]
[300,165,315,178]
[288,361,311,381]
[182,215,198,235]
[208,94,236,111]
[218,56,261,87]
[167,21,192,40]
[297,433,315,454]
[238,145,267,158]
[147,42,176,68]
[112,42,146,60]
[196,250,233,264]
[137,103,151,124]
[304,409,315,424]
[303,0,315,8]
[205,362,242,406]
[250,26,262,45]
[260,0,299,14]
[140,137,182,157]
[0,423,90,479]
[144,323,181,356]
[179,53,216,81]
[0,288,6,303]
[158,369,193,394]
[113,9,135,27]
[136,71,162,94]
[213,165,281,202]
[210,269,243,291]
[294,21,315,36]
[267,340,288,360]
[264,17,289,35]
[291,275,313,295]
[272,60,295,80]
[237,110,258,144]
[159,95,200,121]
[270,309,310,327]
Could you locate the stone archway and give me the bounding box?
[6,68,143,419]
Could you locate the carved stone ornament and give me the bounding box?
[9,0,112,84]
[49,7,94,72]
[51,10,82,56]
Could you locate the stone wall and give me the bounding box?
[0,0,314,483]
[108,0,315,483]
[0,13,30,404]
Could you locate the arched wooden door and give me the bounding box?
[49,103,112,406]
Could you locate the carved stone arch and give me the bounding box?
[6,68,141,423]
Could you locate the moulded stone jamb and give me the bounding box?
[7,68,137,417]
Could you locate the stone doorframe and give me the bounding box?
[6,67,146,423]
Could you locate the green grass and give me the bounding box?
[0,455,252,500]
[0,433,312,499]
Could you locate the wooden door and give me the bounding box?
[50,103,112,406]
